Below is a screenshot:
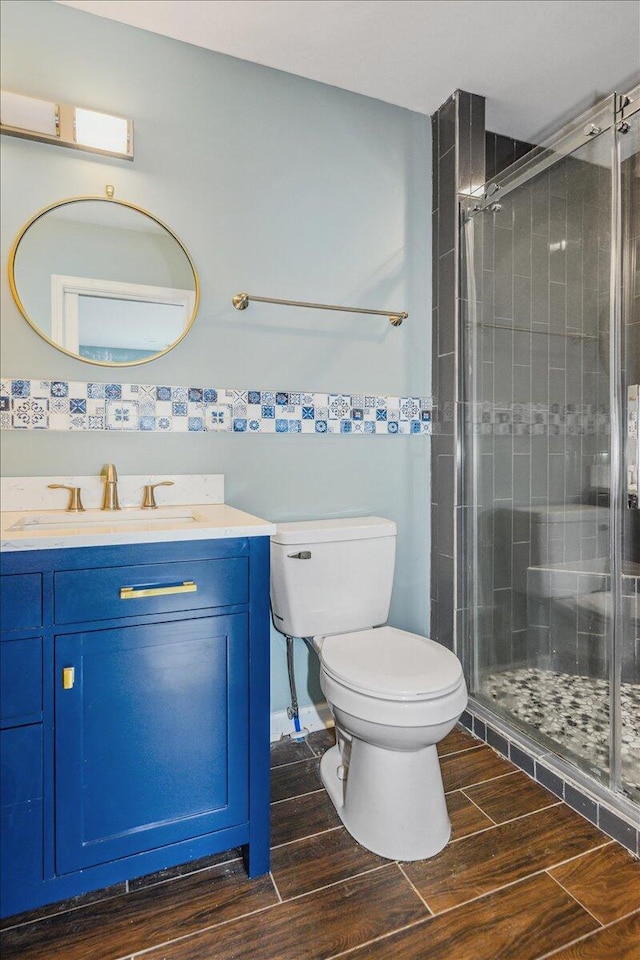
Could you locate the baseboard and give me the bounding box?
[270,702,334,742]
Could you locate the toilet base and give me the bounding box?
[320,739,451,861]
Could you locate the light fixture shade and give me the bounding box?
[0,91,58,137]
[1,90,133,160]
[74,108,130,155]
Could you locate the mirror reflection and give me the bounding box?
[10,198,198,365]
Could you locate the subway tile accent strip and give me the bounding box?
[0,379,432,436]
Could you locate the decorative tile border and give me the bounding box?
[0,380,432,436]
[467,401,609,437]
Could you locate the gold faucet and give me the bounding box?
[101,463,120,511]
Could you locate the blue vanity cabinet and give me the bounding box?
[0,536,271,919]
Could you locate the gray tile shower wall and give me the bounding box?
[473,146,614,677]
[431,91,485,653]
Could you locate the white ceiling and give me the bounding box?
[57,0,640,142]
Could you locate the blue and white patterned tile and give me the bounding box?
[10,397,48,429]
[31,381,51,399]
[0,379,433,436]
[68,415,87,431]
[329,394,351,419]
[139,399,157,417]
[204,403,232,432]
[50,397,70,415]
[11,380,30,398]
[105,399,138,431]
[400,398,420,420]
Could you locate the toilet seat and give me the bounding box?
[319,626,464,701]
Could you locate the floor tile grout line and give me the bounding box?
[544,871,605,927]
[270,786,325,806]
[324,916,432,960]
[396,863,434,915]
[458,788,498,825]
[400,845,619,925]
[276,863,392,904]
[438,743,484,759]
[270,753,319,772]
[444,768,521,794]
[129,901,282,959]
[537,837,617,875]
[269,871,283,903]
[0,853,248,932]
[532,907,640,960]
[446,801,564,845]
[270,824,343,850]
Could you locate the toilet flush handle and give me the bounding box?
[288,551,312,559]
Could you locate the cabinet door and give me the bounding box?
[55,615,248,873]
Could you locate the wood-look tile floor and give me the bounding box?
[2,726,639,960]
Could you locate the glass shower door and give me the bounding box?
[465,101,640,799]
[618,109,640,803]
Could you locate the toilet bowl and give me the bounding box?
[317,626,467,860]
[270,517,468,861]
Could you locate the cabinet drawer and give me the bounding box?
[0,638,42,724]
[0,726,42,805]
[0,574,42,633]
[54,557,248,624]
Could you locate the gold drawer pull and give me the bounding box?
[62,666,75,690]
[120,581,197,600]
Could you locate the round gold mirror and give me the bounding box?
[9,192,200,366]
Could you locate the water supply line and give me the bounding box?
[285,635,305,740]
[285,635,317,740]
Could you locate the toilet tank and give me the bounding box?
[270,517,396,638]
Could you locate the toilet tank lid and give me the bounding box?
[271,516,396,545]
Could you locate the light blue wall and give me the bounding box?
[1,0,431,716]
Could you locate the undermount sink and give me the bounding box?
[9,508,200,531]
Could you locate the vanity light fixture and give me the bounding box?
[0,90,133,160]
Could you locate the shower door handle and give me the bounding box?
[628,385,639,510]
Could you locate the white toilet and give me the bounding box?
[270,516,468,861]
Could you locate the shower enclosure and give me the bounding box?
[461,90,639,814]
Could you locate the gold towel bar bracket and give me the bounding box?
[232,292,407,327]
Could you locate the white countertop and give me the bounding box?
[1,504,276,552]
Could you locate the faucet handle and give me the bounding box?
[48,484,85,513]
[141,480,174,510]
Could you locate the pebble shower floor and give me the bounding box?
[483,667,640,801]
